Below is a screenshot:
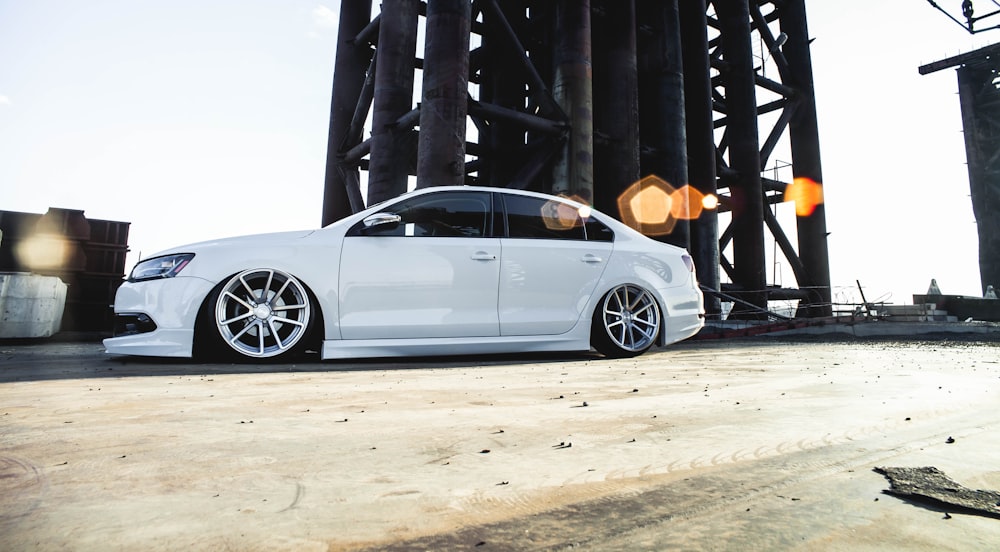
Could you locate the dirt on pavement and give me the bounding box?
[1,337,999,551]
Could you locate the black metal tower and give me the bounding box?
[321,0,833,318]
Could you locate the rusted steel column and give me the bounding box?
[367,0,420,205]
[593,0,639,217]
[958,65,1000,295]
[551,0,594,202]
[636,0,689,250]
[716,0,767,316]
[779,0,832,316]
[321,0,374,225]
[480,0,529,188]
[417,0,471,188]
[679,0,721,317]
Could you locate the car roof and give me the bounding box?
[389,185,588,207]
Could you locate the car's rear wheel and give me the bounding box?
[592,284,661,357]
[213,268,312,359]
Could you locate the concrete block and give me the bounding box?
[0,272,67,338]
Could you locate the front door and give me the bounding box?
[338,191,501,340]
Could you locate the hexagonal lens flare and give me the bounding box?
[541,194,592,230]
[617,176,718,236]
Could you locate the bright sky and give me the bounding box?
[0,1,994,307]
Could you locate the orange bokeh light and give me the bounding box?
[670,185,706,221]
[617,175,678,236]
[541,194,591,230]
[617,177,718,235]
[784,177,824,216]
[631,186,672,225]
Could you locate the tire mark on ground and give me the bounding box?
[365,422,990,551]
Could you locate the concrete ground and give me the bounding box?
[1,337,999,551]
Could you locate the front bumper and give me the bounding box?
[102,276,215,358]
[103,329,197,358]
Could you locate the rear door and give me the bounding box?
[498,193,613,336]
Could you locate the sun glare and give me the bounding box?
[16,235,70,271]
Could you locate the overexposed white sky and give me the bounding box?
[0,0,994,305]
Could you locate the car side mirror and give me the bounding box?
[361,212,402,234]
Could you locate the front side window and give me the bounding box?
[353,192,491,237]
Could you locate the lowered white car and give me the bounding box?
[104,186,704,361]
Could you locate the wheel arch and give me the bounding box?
[191,267,325,360]
[588,280,667,356]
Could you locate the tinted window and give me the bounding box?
[503,194,613,241]
[359,192,491,237]
[504,194,586,240]
[585,217,614,242]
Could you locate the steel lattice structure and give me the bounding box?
[321,0,832,319]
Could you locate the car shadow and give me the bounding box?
[0,341,606,383]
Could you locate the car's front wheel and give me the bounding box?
[592,284,661,358]
[212,268,313,359]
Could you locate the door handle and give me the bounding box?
[582,254,603,263]
[471,251,497,261]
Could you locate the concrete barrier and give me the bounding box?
[0,272,67,338]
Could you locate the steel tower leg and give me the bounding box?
[321,0,373,225]
[779,0,832,316]
[636,0,689,250]
[418,0,472,188]
[680,0,721,317]
[593,0,639,216]
[716,0,767,317]
[552,0,594,202]
[958,65,1000,295]
[367,0,420,205]
[480,1,529,188]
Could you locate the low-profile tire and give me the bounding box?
[591,284,661,358]
[211,268,313,360]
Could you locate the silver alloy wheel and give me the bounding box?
[215,268,311,358]
[599,284,661,353]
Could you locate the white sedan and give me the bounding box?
[104,186,704,361]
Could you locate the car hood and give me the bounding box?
[150,230,317,257]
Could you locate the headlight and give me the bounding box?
[129,253,195,282]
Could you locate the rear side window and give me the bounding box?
[505,194,585,240]
[585,217,614,242]
[503,194,613,241]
